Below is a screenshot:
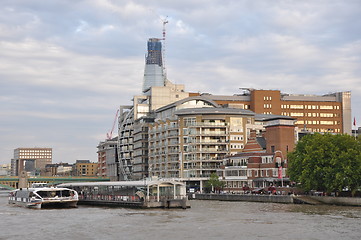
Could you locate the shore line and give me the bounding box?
[193,193,361,206]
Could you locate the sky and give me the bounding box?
[1,0,360,165]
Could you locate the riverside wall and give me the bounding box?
[194,193,294,204]
[308,196,361,206]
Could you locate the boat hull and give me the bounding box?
[9,198,78,209]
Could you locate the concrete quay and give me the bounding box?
[194,193,294,204]
[194,193,361,206]
[293,195,361,207]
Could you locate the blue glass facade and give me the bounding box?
[142,38,165,93]
[146,39,162,66]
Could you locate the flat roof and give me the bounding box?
[175,107,255,116]
[58,180,185,188]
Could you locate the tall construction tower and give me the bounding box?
[142,18,168,93]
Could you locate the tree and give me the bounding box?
[205,173,225,193]
[288,133,361,196]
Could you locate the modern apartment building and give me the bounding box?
[11,148,52,176]
[202,89,351,135]
[97,137,118,180]
[147,96,294,191]
[132,116,154,180]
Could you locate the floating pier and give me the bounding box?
[58,180,190,209]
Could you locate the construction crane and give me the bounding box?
[160,16,168,80]
[106,109,119,140]
[149,9,169,80]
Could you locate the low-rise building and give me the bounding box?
[0,164,11,176]
[218,117,296,192]
[42,163,73,176]
[74,160,98,177]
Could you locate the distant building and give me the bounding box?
[42,163,73,176]
[0,164,11,176]
[97,137,118,180]
[352,127,360,139]
[74,160,98,177]
[11,148,52,176]
[142,38,165,93]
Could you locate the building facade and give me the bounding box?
[132,116,154,180]
[108,35,353,189]
[0,164,11,176]
[11,148,52,176]
[142,38,165,93]
[218,117,296,192]
[74,160,98,177]
[147,96,275,191]
[117,38,190,181]
[42,163,73,176]
[202,89,351,135]
[97,137,118,180]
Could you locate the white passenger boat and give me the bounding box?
[8,187,78,209]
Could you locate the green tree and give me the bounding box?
[288,133,361,196]
[205,173,225,193]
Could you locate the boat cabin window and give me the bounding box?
[36,190,72,198]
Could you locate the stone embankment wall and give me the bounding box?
[194,193,294,204]
[309,196,361,206]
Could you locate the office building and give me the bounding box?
[11,148,52,176]
[202,89,351,134]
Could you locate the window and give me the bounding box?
[320,105,333,110]
[320,121,334,125]
[184,118,196,126]
[290,112,304,117]
[271,146,275,153]
[290,105,303,109]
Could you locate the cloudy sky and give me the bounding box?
[1,0,360,165]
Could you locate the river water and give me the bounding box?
[0,195,360,240]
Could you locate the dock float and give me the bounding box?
[58,180,190,209]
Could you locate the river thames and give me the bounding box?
[0,195,360,240]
